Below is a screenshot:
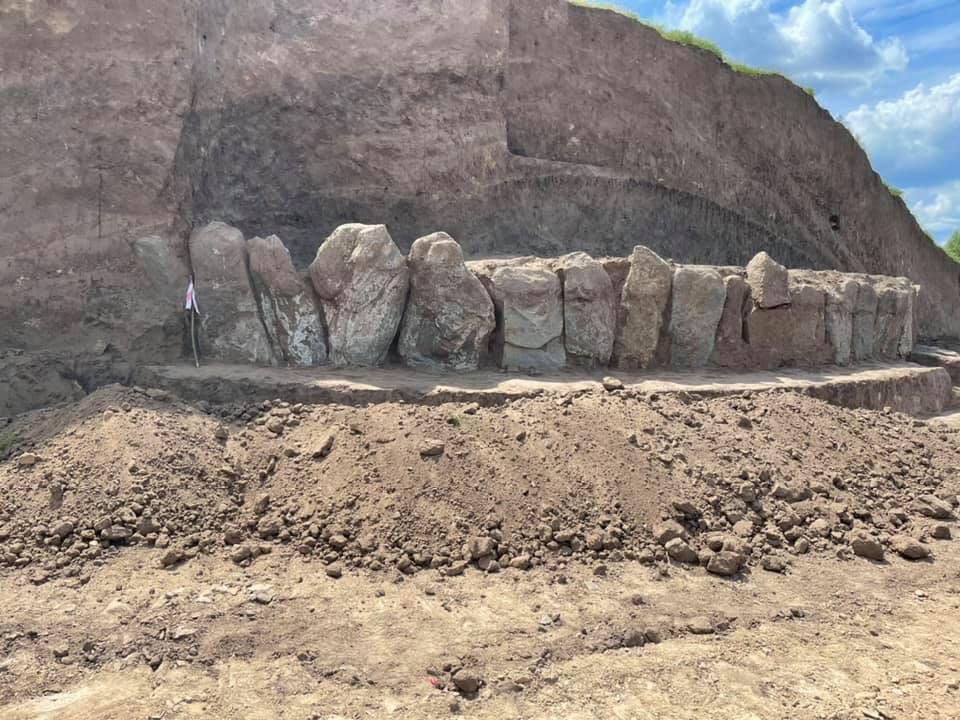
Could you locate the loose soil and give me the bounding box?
[1,382,958,718]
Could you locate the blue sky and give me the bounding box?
[598,0,960,242]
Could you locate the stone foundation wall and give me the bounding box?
[136,222,919,373]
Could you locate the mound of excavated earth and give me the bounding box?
[1,385,957,584]
[2,385,960,718]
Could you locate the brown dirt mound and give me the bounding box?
[1,385,958,584]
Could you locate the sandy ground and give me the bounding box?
[931,409,960,428]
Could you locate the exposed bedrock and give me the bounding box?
[308,224,409,368]
[399,233,495,371]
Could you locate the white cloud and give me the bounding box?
[844,73,960,185]
[672,0,908,91]
[672,0,783,59]
[909,181,960,240]
[650,1,956,241]
[781,1,908,84]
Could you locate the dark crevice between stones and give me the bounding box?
[303,275,331,366]
[242,245,280,367]
[656,279,675,368]
[386,281,413,368]
[741,288,753,345]
[556,265,570,366]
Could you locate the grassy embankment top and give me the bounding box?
[567,1,817,97]
[568,1,950,233]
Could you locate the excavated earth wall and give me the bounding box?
[141,221,919,376]
[1,0,958,363]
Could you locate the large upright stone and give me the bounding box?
[669,266,726,368]
[788,283,830,363]
[852,281,878,360]
[744,304,789,367]
[746,281,830,366]
[398,232,495,371]
[874,284,912,359]
[488,263,565,371]
[614,246,672,369]
[309,224,409,367]
[189,222,274,364]
[899,285,918,358]
[558,252,617,367]
[132,234,191,308]
[746,252,790,309]
[711,274,753,368]
[248,235,327,367]
[131,234,191,358]
[824,278,859,365]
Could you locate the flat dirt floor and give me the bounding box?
[1,543,959,720]
[1,382,958,719]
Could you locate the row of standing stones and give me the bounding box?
[134,221,918,373]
